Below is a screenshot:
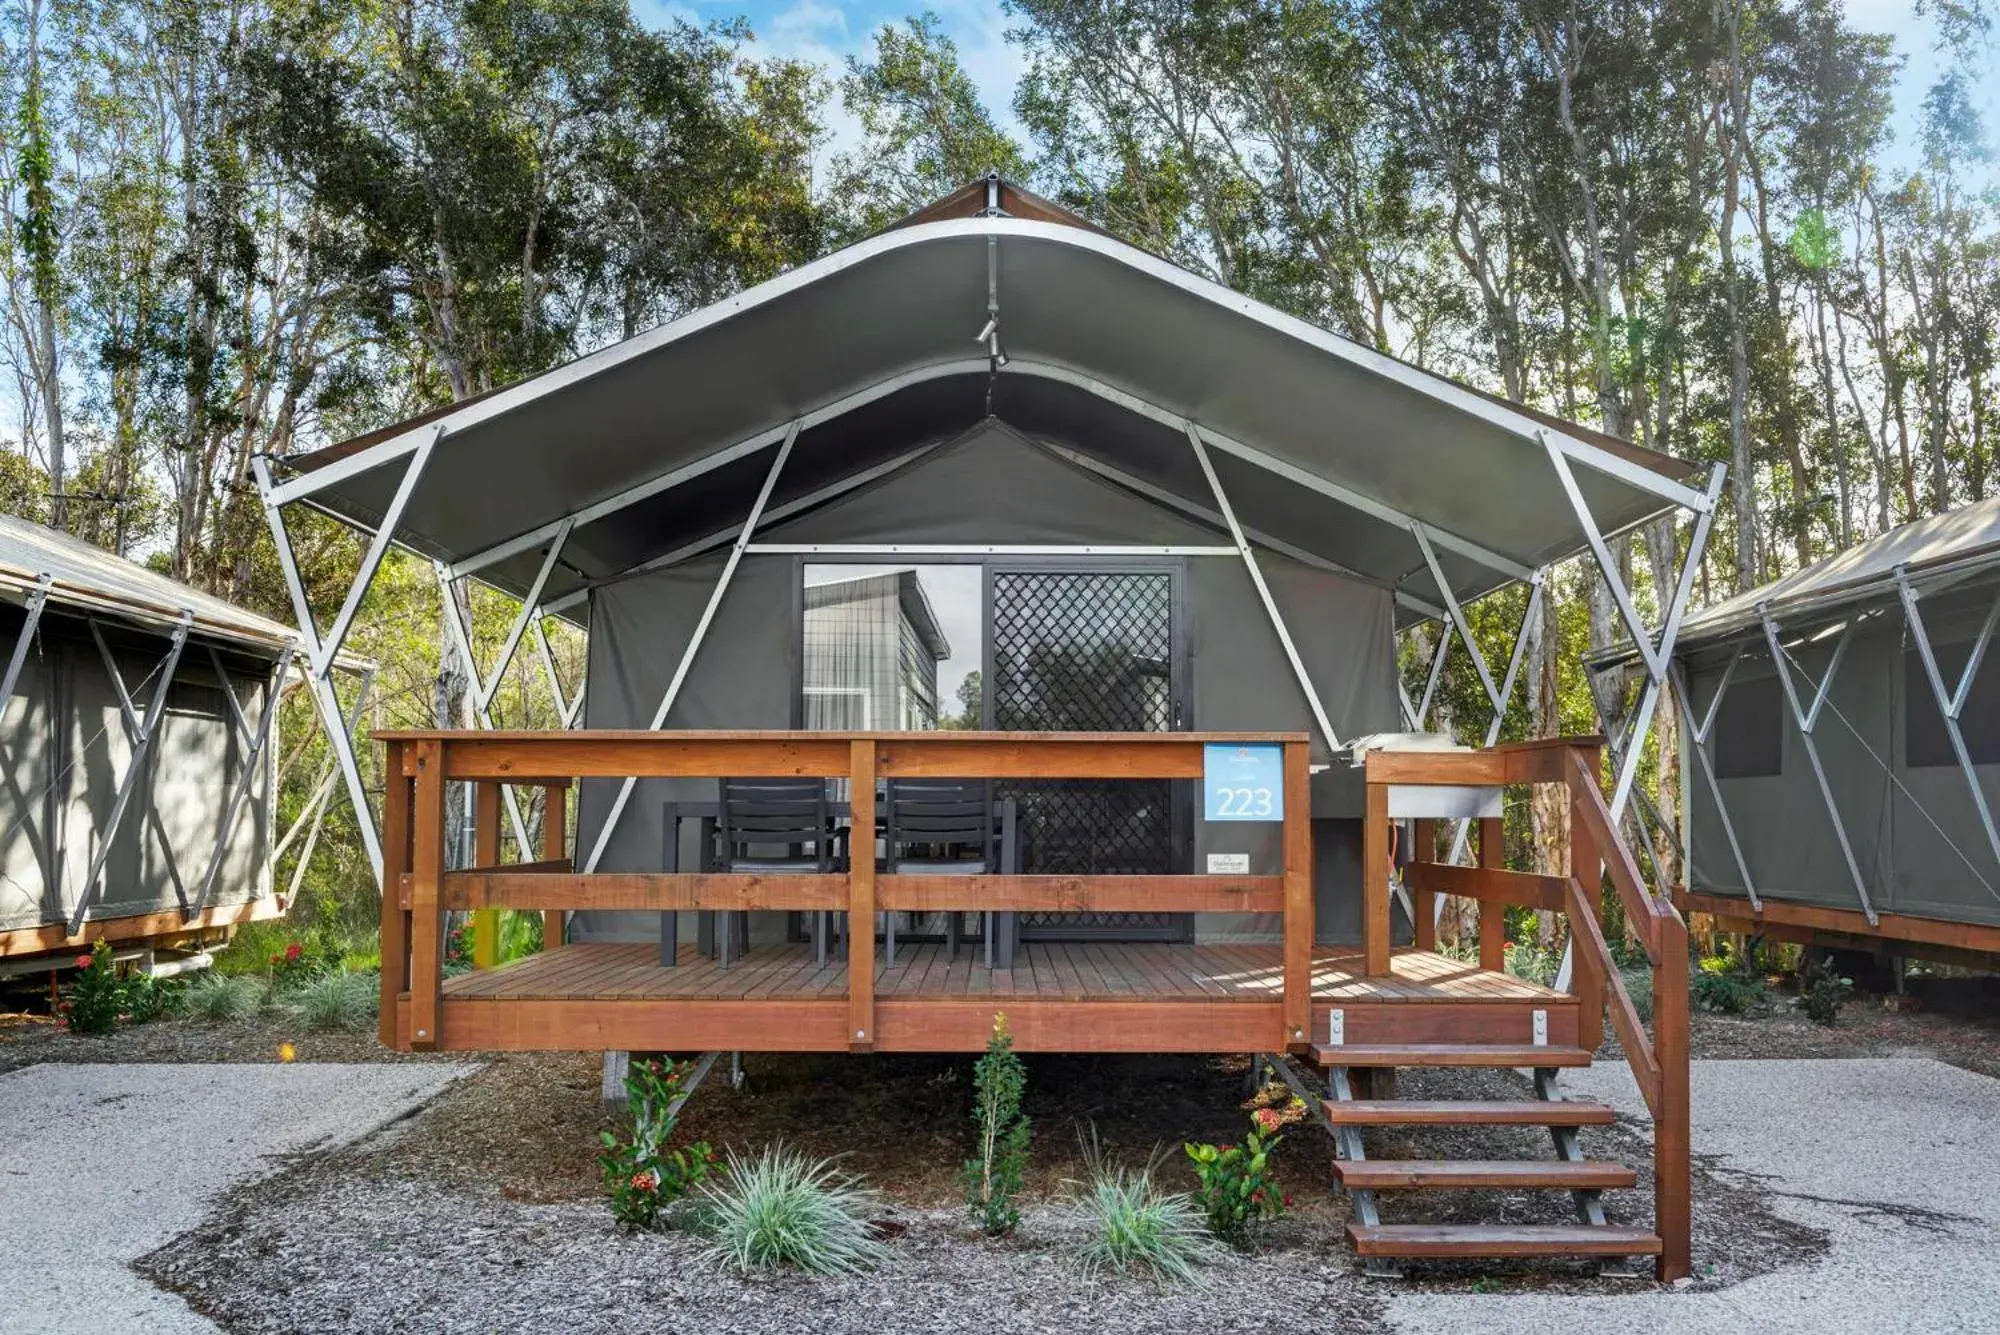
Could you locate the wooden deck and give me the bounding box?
[406,943,1577,1054]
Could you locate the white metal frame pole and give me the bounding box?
[252,437,441,887]
[583,421,802,873]
[1186,421,1341,753]
[1895,565,2000,867]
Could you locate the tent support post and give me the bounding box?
[0,573,51,705]
[1441,573,1544,868]
[1761,611,1875,923]
[584,421,801,873]
[187,645,296,918]
[251,452,397,886]
[1895,566,2000,868]
[1186,421,1341,752]
[68,612,193,933]
[1669,652,1761,909]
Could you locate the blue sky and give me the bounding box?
[629,0,1992,188]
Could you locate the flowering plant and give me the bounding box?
[61,942,124,1035]
[599,1057,717,1230]
[1184,1082,1305,1244]
[268,938,334,987]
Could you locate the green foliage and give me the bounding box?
[1064,1141,1222,1285]
[599,1058,717,1231]
[695,1145,888,1275]
[60,943,123,1036]
[1692,952,1768,1015]
[1800,954,1851,1026]
[120,972,181,1024]
[963,1012,1031,1235]
[1620,963,1655,1023]
[185,973,267,1022]
[1184,1083,1301,1244]
[1504,939,1563,987]
[281,971,378,1032]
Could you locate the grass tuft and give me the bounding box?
[1063,1139,1222,1285]
[694,1144,890,1275]
[281,970,378,1031]
[183,972,267,1021]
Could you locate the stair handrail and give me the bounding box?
[1566,747,1678,962]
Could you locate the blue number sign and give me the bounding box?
[1203,742,1283,822]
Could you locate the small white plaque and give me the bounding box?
[1206,852,1251,875]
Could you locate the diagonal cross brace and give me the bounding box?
[69,611,193,933]
[1896,566,2000,869]
[1761,611,1875,923]
[1669,650,1760,909]
[187,644,297,918]
[437,564,535,855]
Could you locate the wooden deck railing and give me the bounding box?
[1377,737,1691,1281]
[377,730,1316,1053]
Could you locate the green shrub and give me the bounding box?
[1692,965,1764,1015]
[599,1057,717,1231]
[1184,1083,1301,1245]
[60,943,123,1035]
[282,971,378,1032]
[964,1013,1030,1236]
[1618,964,1654,1023]
[121,971,180,1023]
[696,1145,888,1275]
[1799,954,1850,1025]
[185,972,266,1021]
[1504,939,1562,986]
[1065,1147,1221,1284]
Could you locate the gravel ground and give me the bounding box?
[0,1061,473,1335]
[0,1008,452,1073]
[131,1051,1822,1334]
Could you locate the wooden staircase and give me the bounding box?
[1309,1042,1662,1274]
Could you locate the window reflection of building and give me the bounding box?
[802,570,948,732]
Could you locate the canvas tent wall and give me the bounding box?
[0,515,316,959]
[258,174,1716,949]
[1604,496,2000,955]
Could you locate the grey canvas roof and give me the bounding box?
[0,512,305,657]
[1602,495,2000,667]
[273,177,1703,624]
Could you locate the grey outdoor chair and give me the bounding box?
[881,778,1016,968]
[713,776,841,966]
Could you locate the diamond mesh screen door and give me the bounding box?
[987,566,1190,941]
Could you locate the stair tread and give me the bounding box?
[1349,1223,1663,1258]
[1323,1099,1618,1126]
[1334,1158,1638,1189]
[1311,1043,1593,1068]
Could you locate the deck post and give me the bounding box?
[542,783,568,952]
[1282,739,1314,1045]
[1410,817,1436,952]
[1477,816,1506,973]
[379,742,412,1047]
[848,739,877,1051]
[1362,776,1390,976]
[472,781,502,969]
[1566,768,1606,1053]
[1655,907,1692,1280]
[409,739,448,1050]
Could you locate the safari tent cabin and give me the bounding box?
[1616,497,2000,967]
[261,176,1718,1273]
[0,514,301,968]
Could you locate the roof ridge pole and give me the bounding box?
[1895,564,2000,869]
[252,453,386,886]
[187,644,297,918]
[1669,652,1761,909]
[1761,608,1876,923]
[1185,421,1342,753]
[68,611,193,933]
[435,561,535,854]
[583,419,802,874]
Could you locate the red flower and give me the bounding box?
[285,943,303,961]
[1282,1194,1295,1208]
[629,1172,656,1193]
[1252,1107,1283,1133]
[74,954,92,971]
